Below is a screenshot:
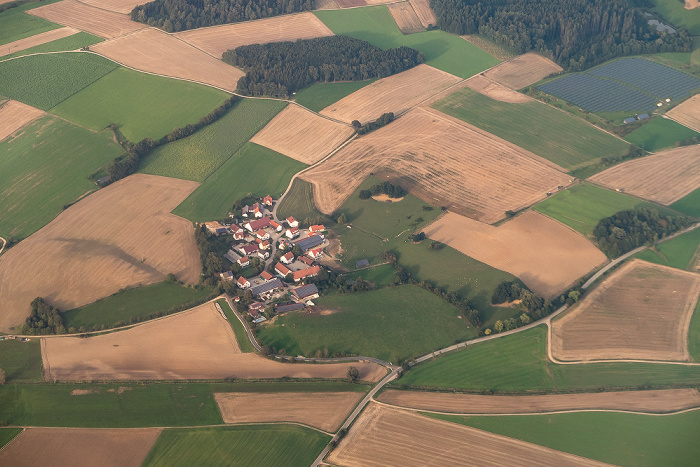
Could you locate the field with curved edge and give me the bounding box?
[0,99,44,141]
[0,31,103,60]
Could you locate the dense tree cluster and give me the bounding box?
[431,0,693,70]
[352,112,395,135]
[491,281,523,304]
[194,224,226,284]
[20,298,65,335]
[358,180,407,200]
[131,0,312,32]
[224,36,424,97]
[593,208,693,257]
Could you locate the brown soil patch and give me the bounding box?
[0,100,44,142]
[378,388,700,414]
[371,194,403,202]
[552,259,700,362]
[388,2,423,34]
[0,428,161,467]
[666,95,700,132]
[424,211,607,297]
[251,105,354,165]
[301,107,570,223]
[320,64,462,124]
[92,28,243,93]
[686,0,699,9]
[327,402,609,467]
[408,0,437,28]
[1,27,79,57]
[588,145,700,205]
[484,52,563,90]
[79,0,146,15]
[70,389,98,395]
[215,391,364,431]
[465,75,531,103]
[0,174,201,332]
[28,0,146,39]
[42,301,385,381]
[175,13,334,59]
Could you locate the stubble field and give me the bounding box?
[409,0,437,28]
[465,74,532,103]
[387,2,423,34]
[483,52,563,90]
[79,0,146,14]
[0,99,44,141]
[667,94,700,132]
[1,26,78,56]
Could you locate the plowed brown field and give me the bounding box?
[484,53,563,90]
[327,403,609,467]
[409,0,437,28]
[250,105,354,164]
[466,75,531,103]
[175,13,334,58]
[0,100,44,142]
[666,97,700,132]
[301,107,570,223]
[91,28,243,92]
[388,2,423,34]
[320,64,462,124]
[552,259,700,362]
[28,0,146,39]
[79,0,146,15]
[215,392,364,431]
[377,388,700,414]
[1,27,79,56]
[0,428,161,467]
[42,301,385,381]
[424,211,606,297]
[0,174,201,332]
[588,145,700,205]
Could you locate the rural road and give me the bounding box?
[0,237,6,256]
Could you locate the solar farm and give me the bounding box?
[539,57,700,114]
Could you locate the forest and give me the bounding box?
[131,0,312,32]
[224,36,424,97]
[430,0,693,70]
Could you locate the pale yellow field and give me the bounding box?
[588,145,700,205]
[175,12,334,58]
[409,0,437,28]
[686,0,699,9]
[251,105,354,165]
[80,0,146,15]
[320,64,462,124]
[388,2,423,34]
[0,100,44,142]
[0,174,201,332]
[1,27,79,56]
[484,52,563,90]
[666,96,700,132]
[466,74,531,103]
[314,0,341,9]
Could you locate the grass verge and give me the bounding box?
[216,298,255,353]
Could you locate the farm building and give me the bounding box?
[263,195,273,206]
[309,224,325,233]
[244,216,271,232]
[356,259,370,268]
[293,265,320,282]
[286,227,300,239]
[237,276,250,289]
[218,271,234,282]
[298,256,314,266]
[281,252,295,264]
[623,117,636,124]
[251,278,284,298]
[637,113,650,120]
[238,244,258,256]
[260,270,274,281]
[292,283,319,301]
[276,302,305,313]
[286,216,299,228]
[224,249,239,263]
[237,256,250,267]
[307,248,324,260]
[296,235,323,252]
[275,262,292,277]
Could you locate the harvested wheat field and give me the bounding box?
[327,403,608,467]
[0,100,44,142]
[588,145,700,205]
[409,0,437,28]
[552,259,700,362]
[666,95,700,133]
[314,0,340,9]
[466,75,531,103]
[175,13,334,58]
[320,64,462,124]
[686,0,699,9]
[388,2,424,34]
[424,211,606,297]
[92,28,243,92]
[251,105,354,164]
[1,27,79,56]
[79,0,146,15]
[0,428,161,467]
[28,0,146,39]
[484,53,563,90]
[42,301,385,381]
[377,388,700,415]
[302,107,570,223]
[0,174,200,332]
[215,392,364,431]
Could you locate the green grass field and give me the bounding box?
[143,425,330,467]
[140,99,286,182]
[432,87,629,170]
[172,142,305,222]
[315,6,499,78]
[0,428,21,449]
[0,52,118,109]
[671,187,700,217]
[344,263,396,288]
[633,227,700,270]
[690,298,700,362]
[648,0,700,35]
[62,282,215,330]
[0,339,42,383]
[216,298,255,353]
[0,32,103,60]
[276,178,325,223]
[51,67,229,142]
[294,79,376,112]
[432,410,700,467]
[395,325,700,392]
[257,285,478,363]
[624,117,700,152]
[0,116,123,239]
[0,2,61,46]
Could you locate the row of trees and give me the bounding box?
[600,144,645,167]
[358,180,407,200]
[224,36,424,97]
[352,112,395,135]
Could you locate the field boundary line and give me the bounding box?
[0,237,6,256]
[0,428,24,454]
[663,113,700,133]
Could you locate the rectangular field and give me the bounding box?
[0,32,104,61]
[387,2,423,34]
[409,0,436,28]
[483,52,563,90]
[666,94,700,132]
[1,26,77,56]
[624,117,700,151]
[0,99,43,141]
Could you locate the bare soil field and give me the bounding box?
[377,388,700,414]
[409,0,437,28]
[79,0,146,15]
[0,174,201,332]
[0,100,44,142]
[91,28,243,92]
[484,53,563,90]
[686,0,699,9]
[666,95,700,132]
[327,403,608,467]
[466,75,531,103]
[215,392,364,432]
[320,64,462,124]
[42,301,385,381]
[552,259,700,362]
[2,27,79,56]
[588,145,700,205]
[0,428,161,467]
[28,0,146,39]
[388,2,423,34]
[175,13,334,59]
[424,211,607,297]
[301,107,570,223]
[250,105,354,164]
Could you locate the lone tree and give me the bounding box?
[347,366,360,383]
